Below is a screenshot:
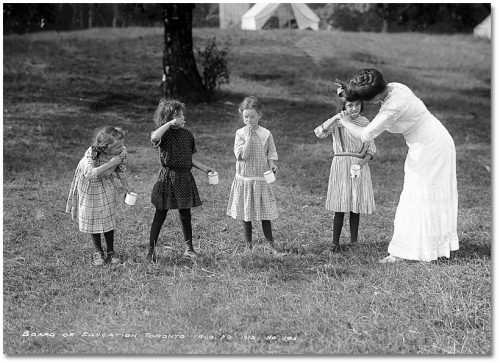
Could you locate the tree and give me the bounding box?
[161,4,209,103]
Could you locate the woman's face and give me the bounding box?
[242,109,261,129]
[345,101,362,119]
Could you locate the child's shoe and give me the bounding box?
[106,251,121,264]
[183,239,199,259]
[93,252,105,266]
[146,248,157,263]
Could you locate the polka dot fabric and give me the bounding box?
[151,128,202,210]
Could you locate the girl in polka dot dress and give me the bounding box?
[147,98,216,262]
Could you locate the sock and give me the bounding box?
[179,209,193,241]
[262,220,273,242]
[104,230,114,253]
[243,221,252,243]
[349,212,360,243]
[333,212,344,246]
[91,233,104,255]
[149,209,168,249]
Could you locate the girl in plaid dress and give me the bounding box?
[315,92,376,252]
[226,96,282,254]
[147,98,216,263]
[66,126,131,266]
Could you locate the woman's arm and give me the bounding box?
[339,110,398,142]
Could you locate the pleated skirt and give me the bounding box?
[325,156,376,214]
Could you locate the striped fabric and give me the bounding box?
[316,116,376,214]
[226,126,278,221]
[66,146,127,233]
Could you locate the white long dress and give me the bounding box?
[357,83,458,261]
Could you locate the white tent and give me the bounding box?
[219,3,250,29]
[474,14,491,39]
[241,3,319,31]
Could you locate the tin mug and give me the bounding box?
[208,171,219,185]
[125,192,138,205]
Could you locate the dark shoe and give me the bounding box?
[146,248,157,263]
[331,244,342,253]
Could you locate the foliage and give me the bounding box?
[197,38,230,96]
[314,3,490,33]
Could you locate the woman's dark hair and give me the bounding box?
[153,98,185,127]
[343,68,387,102]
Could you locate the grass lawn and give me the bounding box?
[2,27,491,354]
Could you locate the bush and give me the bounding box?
[197,38,230,96]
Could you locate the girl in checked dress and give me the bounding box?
[226,96,283,254]
[66,126,131,266]
[315,93,376,252]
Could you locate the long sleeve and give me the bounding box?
[359,109,400,142]
[234,130,246,159]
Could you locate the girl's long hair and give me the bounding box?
[153,98,185,128]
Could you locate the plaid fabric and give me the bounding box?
[226,127,278,221]
[66,146,126,233]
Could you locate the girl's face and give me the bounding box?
[171,111,185,128]
[345,101,362,119]
[242,108,261,129]
[105,138,124,155]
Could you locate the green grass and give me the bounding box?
[3,27,491,354]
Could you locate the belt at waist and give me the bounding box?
[334,152,365,158]
[161,165,192,171]
[236,173,266,181]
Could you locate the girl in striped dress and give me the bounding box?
[315,97,376,252]
[66,126,131,265]
[226,96,282,254]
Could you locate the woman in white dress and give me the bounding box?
[336,68,458,263]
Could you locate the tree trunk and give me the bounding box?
[88,4,93,28]
[162,4,209,103]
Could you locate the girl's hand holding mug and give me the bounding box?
[110,154,123,166]
[350,164,361,179]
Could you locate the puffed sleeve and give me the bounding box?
[266,133,278,161]
[360,109,400,142]
[234,130,245,160]
[82,148,99,180]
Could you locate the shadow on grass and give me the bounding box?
[450,236,491,260]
